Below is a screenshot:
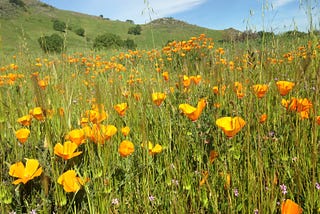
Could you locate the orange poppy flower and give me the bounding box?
[209,150,219,164]
[182,75,191,88]
[118,140,134,157]
[281,199,303,214]
[190,75,202,85]
[85,104,108,124]
[282,97,312,119]
[199,171,209,186]
[179,98,206,121]
[29,107,45,121]
[152,92,166,106]
[114,103,128,116]
[212,86,219,95]
[141,141,163,155]
[252,84,268,98]
[216,116,246,138]
[54,141,82,160]
[38,79,48,90]
[15,128,30,144]
[66,129,85,146]
[316,116,320,125]
[90,124,117,144]
[17,115,32,126]
[259,113,267,123]
[9,159,43,185]
[162,71,169,81]
[276,81,295,96]
[121,126,130,136]
[234,82,245,98]
[57,170,85,193]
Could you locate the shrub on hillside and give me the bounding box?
[124,39,137,50]
[53,19,66,32]
[93,33,124,50]
[38,33,64,53]
[128,25,142,35]
[9,0,25,7]
[75,27,85,37]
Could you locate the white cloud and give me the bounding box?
[271,0,295,9]
[94,0,207,23]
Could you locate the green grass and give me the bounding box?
[0,0,224,54]
[0,0,320,213]
[0,31,319,213]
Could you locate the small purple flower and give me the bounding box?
[111,198,119,205]
[233,188,239,197]
[268,131,275,138]
[316,182,320,190]
[280,184,288,195]
[254,209,259,214]
[30,210,37,214]
[148,195,156,202]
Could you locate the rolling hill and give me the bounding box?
[0,0,229,54]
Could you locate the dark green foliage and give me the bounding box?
[38,33,64,53]
[75,27,85,37]
[126,19,134,24]
[128,25,142,35]
[53,19,66,32]
[9,0,25,7]
[124,38,137,50]
[93,33,124,50]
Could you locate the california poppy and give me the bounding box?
[57,170,85,193]
[9,159,43,185]
[114,103,128,116]
[29,107,45,121]
[17,115,32,126]
[281,199,303,214]
[152,92,166,106]
[316,116,320,125]
[190,75,202,85]
[66,129,85,146]
[141,141,163,155]
[86,104,107,124]
[15,128,30,144]
[38,79,48,90]
[54,141,82,160]
[252,84,268,98]
[259,113,267,123]
[216,116,246,138]
[276,81,295,96]
[121,126,130,136]
[91,124,117,144]
[118,140,134,157]
[179,98,206,121]
[162,71,169,81]
[209,150,219,164]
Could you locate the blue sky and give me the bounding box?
[40,0,319,32]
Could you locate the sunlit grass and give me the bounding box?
[0,31,319,213]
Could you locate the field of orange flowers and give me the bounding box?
[1,33,320,213]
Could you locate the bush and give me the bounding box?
[75,28,85,37]
[124,39,137,50]
[9,0,25,7]
[128,25,142,35]
[53,20,66,32]
[93,33,124,50]
[38,33,64,53]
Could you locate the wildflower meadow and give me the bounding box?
[0,25,320,213]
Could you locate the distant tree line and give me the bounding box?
[37,18,144,53]
[221,29,316,43]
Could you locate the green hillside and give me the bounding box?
[0,0,225,54]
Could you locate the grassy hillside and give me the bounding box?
[0,0,224,54]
